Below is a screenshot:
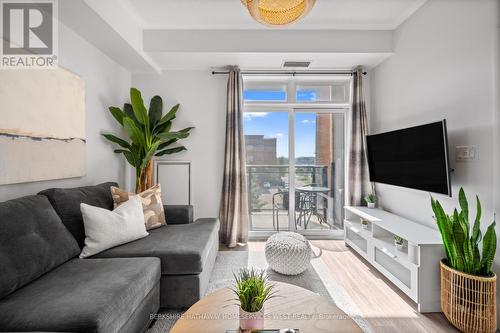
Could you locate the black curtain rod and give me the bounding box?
[211,70,367,76]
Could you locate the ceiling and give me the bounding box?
[64,0,429,73]
[126,0,427,30]
[148,52,392,71]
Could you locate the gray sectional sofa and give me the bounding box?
[0,182,219,333]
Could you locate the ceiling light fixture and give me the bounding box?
[240,0,316,27]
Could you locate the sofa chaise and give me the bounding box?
[0,182,219,333]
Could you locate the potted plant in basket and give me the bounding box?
[394,235,404,251]
[233,268,276,331]
[364,193,376,208]
[431,188,497,333]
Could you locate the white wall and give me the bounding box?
[0,22,131,201]
[370,0,499,322]
[494,21,500,328]
[132,71,227,219]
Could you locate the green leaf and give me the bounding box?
[480,221,497,275]
[155,146,186,156]
[153,121,172,135]
[432,197,456,267]
[149,95,163,128]
[157,131,189,142]
[157,138,177,151]
[472,242,481,273]
[123,103,137,122]
[102,133,130,149]
[140,142,160,170]
[130,87,149,127]
[108,106,124,126]
[471,195,483,272]
[471,195,482,244]
[113,147,139,168]
[129,144,143,166]
[458,187,469,223]
[155,104,179,128]
[155,126,193,142]
[123,150,138,168]
[123,117,145,147]
[452,209,466,272]
[179,126,194,133]
[459,215,473,273]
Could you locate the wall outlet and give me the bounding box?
[455,146,476,162]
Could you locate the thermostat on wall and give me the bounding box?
[455,146,477,162]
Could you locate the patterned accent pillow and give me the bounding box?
[111,184,166,230]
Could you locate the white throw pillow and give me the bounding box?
[80,196,148,258]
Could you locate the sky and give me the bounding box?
[243,112,317,158]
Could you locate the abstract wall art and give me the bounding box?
[0,68,85,184]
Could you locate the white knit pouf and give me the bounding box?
[265,232,312,275]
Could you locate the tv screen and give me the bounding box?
[366,120,451,196]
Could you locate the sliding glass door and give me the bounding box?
[293,111,345,233]
[244,111,290,231]
[242,74,351,238]
[244,109,346,236]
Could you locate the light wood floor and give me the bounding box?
[226,240,458,333]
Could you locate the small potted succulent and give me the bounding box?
[364,193,376,208]
[394,235,404,251]
[233,268,276,331]
[360,218,369,229]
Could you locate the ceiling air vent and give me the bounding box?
[282,60,311,68]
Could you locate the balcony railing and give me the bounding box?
[246,165,340,231]
[247,165,328,210]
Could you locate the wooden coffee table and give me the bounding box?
[170,282,363,333]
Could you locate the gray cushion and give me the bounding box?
[164,205,193,224]
[160,231,219,309]
[0,195,80,299]
[39,182,118,248]
[95,218,219,275]
[120,282,160,333]
[0,257,161,333]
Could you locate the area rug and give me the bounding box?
[148,249,373,333]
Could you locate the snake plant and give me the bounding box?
[103,88,193,192]
[431,188,496,276]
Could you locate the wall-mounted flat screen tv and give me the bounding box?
[366,120,451,196]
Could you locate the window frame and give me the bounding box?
[242,74,352,108]
[242,74,353,240]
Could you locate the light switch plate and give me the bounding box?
[456,146,476,162]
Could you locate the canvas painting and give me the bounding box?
[0,68,85,184]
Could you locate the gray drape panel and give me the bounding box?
[219,66,249,247]
[348,66,371,206]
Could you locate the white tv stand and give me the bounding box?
[344,206,444,312]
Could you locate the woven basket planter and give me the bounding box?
[440,260,497,332]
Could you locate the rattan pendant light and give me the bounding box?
[241,0,316,26]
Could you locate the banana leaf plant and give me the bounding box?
[103,88,193,193]
[431,188,496,276]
